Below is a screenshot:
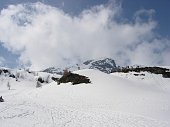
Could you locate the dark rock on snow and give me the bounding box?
[162,72,170,78]
[38,77,44,83]
[117,66,170,78]
[51,77,59,82]
[9,74,16,78]
[57,71,91,85]
[83,58,117,74]
[0,96,4,102]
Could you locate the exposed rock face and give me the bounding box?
[9,74,15,78]
[0,96,4,102]
[117,66,170,78]
[57,72,91,85]
[0,68,16,78]
[43,67,63,75]
[43,58,117,74]
[38,77,44,83]
[118,66,168,74]
[51,77,59,82]
[0,69,10,75]
[83,58,117,74]
[162,72,170,78]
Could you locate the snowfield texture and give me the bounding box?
[0,69,170,127]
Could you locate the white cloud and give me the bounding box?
[0,2,169,70]
[0,56,5,66]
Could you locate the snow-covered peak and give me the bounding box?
[43,67,63,75]
[83,58,117,73]
[43,58,117,74]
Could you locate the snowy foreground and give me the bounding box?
[0,69,170,127]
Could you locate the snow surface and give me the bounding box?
[0,69,170,127]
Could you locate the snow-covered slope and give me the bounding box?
[0,69,170,127]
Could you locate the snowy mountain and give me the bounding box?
[0,68,170,127]
[43,67,63,75]
[43,58,117,74]
[83,58,117,73]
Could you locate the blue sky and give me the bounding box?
[0,0,170,69]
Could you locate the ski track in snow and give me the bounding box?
[1,100,169,127]
[0,69,170,127]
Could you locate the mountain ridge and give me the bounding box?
[43,58,117,74]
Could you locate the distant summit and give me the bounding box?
[83,58,117,74]
[43,67,63,75]
[43,58,117,74]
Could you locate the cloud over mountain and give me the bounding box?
[0,2,169,70]
[0,56,5,66]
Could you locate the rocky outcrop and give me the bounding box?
[162,72,170,78]
[51,77,59,82]
[0,69,10,75]
[0,96,4,102]
[116,66,170,78]
[43,58,117,74]
[83,58,117,74]
[38,77,44,83]
[57,72,91,85]
[43,67,63,75]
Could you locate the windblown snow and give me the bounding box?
[0,69,170,127]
